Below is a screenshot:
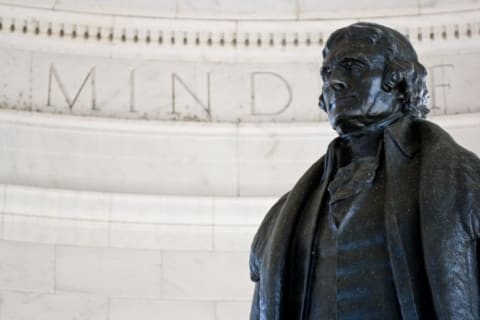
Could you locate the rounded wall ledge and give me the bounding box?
[0,183,276,250]
[0,110,478,197]
[1,0,480,21]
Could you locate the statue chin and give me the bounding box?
[330,117,377,136]
[331,112,405,136]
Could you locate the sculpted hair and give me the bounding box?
[319,22,430,119]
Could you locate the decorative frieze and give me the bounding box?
[0,5,479,52]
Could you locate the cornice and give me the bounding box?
[0,4,479,58]
[0,109,478,137]
[0,110,477,197]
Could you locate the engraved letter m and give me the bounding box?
[47,64,96,111]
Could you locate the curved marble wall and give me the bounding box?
[0,1,480,319]
[0,184,271,320]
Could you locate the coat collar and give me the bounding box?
[384,116,420,159]
[330,115,420,160]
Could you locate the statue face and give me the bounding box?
[321,40,402,135]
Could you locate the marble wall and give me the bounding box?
[0,184,275,320]
[0,1,479,320]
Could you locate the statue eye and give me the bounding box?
[344,60,364,74]
[321,66,332,79]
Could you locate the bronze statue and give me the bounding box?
[249,22,480,320]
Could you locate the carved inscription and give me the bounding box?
[37,60,468,121]
[429,64,454,114]
[129,67,136,113]
[250,72,293,116]
[44,67,298,121]
[171,72,211,120]
[48,64,97,110]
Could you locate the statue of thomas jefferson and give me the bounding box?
[249,22,480,320]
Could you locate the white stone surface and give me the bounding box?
[0,0,55,9]
[54,0,177,18]
[109,299,216,320]
[213,197,274,251]
[0,240,54,292]
[0,111,478,196]
[0,110,239,196]
[176,0,297,20]
[432,114,480,155]
[3,0,480,21]
[0,48,31,110]
[216,301,251,320]
[440,54,480,116]
[237,124,335,196]
[2,214,109,246]
[109,194,215,250]
[4,185,110,220]
[298,0,419,19]
[0,183,273,250]
[55,246,162,297]
[162,251,253,300]
[420,0,480,13]
[0,184,270,318]
[214,225,257,251]
[111,194,213,224]
[213,197,276,226]
[0,291,108,320]
[109,223,214,250]
[0,183,261,318]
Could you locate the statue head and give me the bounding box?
[318,22,429,135]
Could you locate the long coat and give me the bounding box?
[249,116,480,320]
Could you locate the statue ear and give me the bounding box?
[382,59,411,93]
[382,66,401,92]
[318,93,327,112]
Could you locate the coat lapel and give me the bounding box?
[260,141,336,320]
[384,117,421,320]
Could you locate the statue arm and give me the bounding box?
[419,142,480,318]
[249,192,289,282]
[460,153,480,239]
[250,282,260,320]
[248,192,289,320]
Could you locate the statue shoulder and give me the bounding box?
[248,150,329,282]
[415,118,480,170]
[416,118,480,237]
